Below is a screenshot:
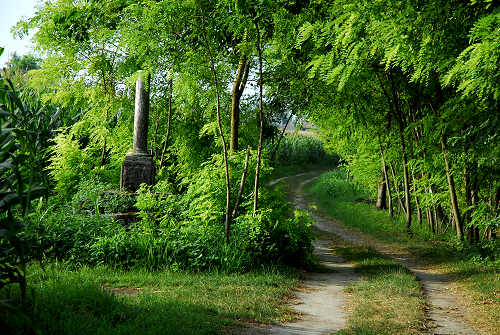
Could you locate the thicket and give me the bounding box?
[20,161,313,272]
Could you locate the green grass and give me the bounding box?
[336,244,426,335]
[304,171,445,244]
[1,263,299,335]
[310,227,425,335]
[306,171,500,334]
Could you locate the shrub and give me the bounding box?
[21,151,314,272]
[21,162,314,272]
[48,130,92,198]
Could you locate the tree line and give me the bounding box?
[7,0,499,244]
[296,0,499,242]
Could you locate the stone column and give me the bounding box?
[133,71,149,153]
[120,71,155,192]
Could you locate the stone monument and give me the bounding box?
[120,71,155,192]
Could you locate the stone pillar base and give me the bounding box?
[120,152,155,192]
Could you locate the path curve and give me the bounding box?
[243,171,477,334]
[244,172,359,335]
[295,174,477,335]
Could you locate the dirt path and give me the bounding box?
[243,172,358,335]
[296,174,477,335]
[243,172,477,335]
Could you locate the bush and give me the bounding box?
[48,130,92,199]
[21,156,314,272]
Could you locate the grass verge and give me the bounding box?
[313,228,426,335]
[337,245,426,335]
[305,171,500,335]
[1,263,299,335]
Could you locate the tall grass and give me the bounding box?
[270,133,339,167]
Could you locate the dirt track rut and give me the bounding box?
[243,172,477,335]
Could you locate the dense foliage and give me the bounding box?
[296,0,499,243]
[1,0,499,331]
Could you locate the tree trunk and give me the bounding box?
[271,111,293,161]
[376,172,387,210]
[428,186,437,233]
[427,207,435,233]
[385,70,410,231]
[232,146,251,218]
[441,135,463,240]
[230,56,250,154]
[464,164,473,242]
[253,21,264,216]
[471,175,480,243]
[411,169,422,226]
[490,186,500,240]
[400,127,412,234]
[378,142,393,217]
[201,17,231,243]
[389,162,405,215]
[436,203,446,233]
[160,78,173,167]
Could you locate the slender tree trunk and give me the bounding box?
[436,203,446,233]
[400,126,412,234]
[201,17,231,243]
[464,164,473,242]
[378,142,393,217]
[232,146,251,218]
[411,169,422,226]
[471,175,480,243]
[428,186,437,233]
[389,162,405,214]
[427,207,435,233]
[160,79,173,167]
[441,134,463,240]
[385,70,410,231]
[376,172,387,210]
[253,21,264,216]
[490,186,499,240]
[271,111,293,161]
[230,56,250,154]
[433,208,439,233]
